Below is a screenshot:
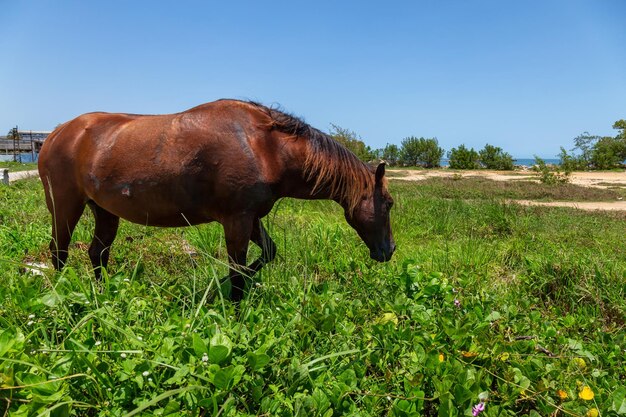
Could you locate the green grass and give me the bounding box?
[1,178,625,416]
[0,161,38,172]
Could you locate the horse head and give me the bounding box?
[345,162,396,262]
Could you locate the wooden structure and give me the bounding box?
[0,129,50,160]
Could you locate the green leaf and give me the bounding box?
[312,388,330,413]
[0,328,16,357]
[209,333,232,365]
[50,402,71,417]
[213,365,245,391]
[162,400,180,416]
[41,292,62,307]
[611,386,626,415]
[17,372,61,397]
[484,311,501,322]
[122,386,209,417]
[192,334,208,357]
[0,328,24,357]
[247,352,271,371]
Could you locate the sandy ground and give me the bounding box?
[390,168,626,188]
[389,168,626,212]
[511,200,626,211]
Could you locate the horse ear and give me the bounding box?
[375,162,386,184]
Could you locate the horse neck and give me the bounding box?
[275,136,370,213]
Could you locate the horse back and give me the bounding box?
[38,102,281,225]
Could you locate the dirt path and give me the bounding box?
[512,200,626,211]
[389,168,626,211]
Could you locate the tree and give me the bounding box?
[572,132,601,168]
[7,128,21,162]
[448,144,480,169]
[329,124,374,162]
[399,136,444,168]
[7,127,19,140]
[613,119,626,139]
[381,143,399,166]
[478,144,514,170]
[611,119,626,163]
[590,137,626,169]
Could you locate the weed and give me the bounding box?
[533,156,571,185]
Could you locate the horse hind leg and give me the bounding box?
[87,202,120,280]
[47,197,85,271]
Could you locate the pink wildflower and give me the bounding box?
[472,401,485,416]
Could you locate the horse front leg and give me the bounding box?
[248,218,277,275]
[222,216,254,301]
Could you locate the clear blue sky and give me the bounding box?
[1,1,625,158]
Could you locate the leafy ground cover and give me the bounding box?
[391,175,626,201]
[1,178,625,416]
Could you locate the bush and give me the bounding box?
[590,137,626,169]
[533,156,570,184]
[478,144,514,170]
[558,147,587,171]
[448,145,480,169]
[399,137,444,168]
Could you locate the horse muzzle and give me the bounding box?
[370,242,395,262]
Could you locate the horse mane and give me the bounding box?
[247,101,374,214]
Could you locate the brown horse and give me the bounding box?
[38,99,395,300]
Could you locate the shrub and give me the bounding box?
[533,156,570,184]
[558,147,587,172]
[478,144,514,170]
[399,137,444,168]
[590,137,626,170]
[400,137,444,168]
[448,144,480,169]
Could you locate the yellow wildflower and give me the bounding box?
[586,408,598,417]
[578,386,594,401]
[573,357,587,370]
[438,353,445,362]
[377,312,398,326]
[556,389,568,400]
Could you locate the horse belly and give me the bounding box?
[88,173,273,227]
[86,175,211,226]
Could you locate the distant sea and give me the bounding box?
[440,158,560,167]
